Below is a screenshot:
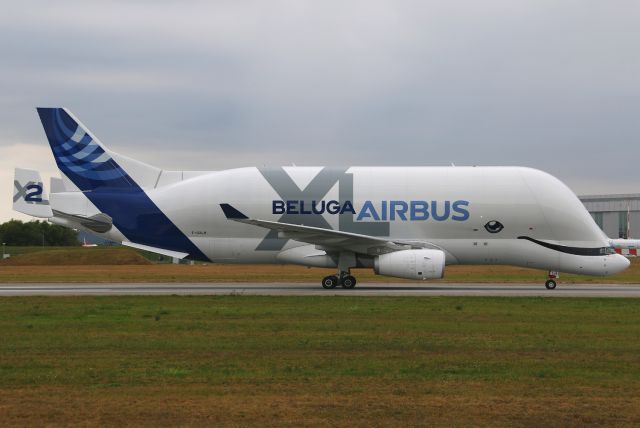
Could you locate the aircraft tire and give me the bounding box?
[545,279,557,290]
[341,275,357,289]
[322,275,339,289]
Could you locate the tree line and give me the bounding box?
[0,220,78,246]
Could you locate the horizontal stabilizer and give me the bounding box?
[122,241,189,259]
[52,210,112,233]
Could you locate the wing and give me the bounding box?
[220,203,440,255]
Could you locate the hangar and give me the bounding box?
[580,194,640,239]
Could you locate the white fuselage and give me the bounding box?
[85,166,628,276]
[28,108,629,280]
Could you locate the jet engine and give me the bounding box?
[374,249,445,280]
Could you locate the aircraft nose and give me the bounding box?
[609,254,630,274]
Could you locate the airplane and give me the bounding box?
[13,107,630,290]
[608,213,639,257]
[81,237,98,248]
[610,239,640,257]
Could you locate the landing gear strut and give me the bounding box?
[545,271,558,290]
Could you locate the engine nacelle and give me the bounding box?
[374,249,445,280]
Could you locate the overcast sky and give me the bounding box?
[1,1,639,221]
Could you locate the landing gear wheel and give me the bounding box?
[545,279,557,290]
[341,275,357,289]
[322,275,339,289]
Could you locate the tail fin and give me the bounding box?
[36,108,160,191]
[13,168,53,218]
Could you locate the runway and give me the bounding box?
[1,282,640,297]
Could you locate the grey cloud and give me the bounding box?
[0,0,639,201]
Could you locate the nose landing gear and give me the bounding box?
[545,271,558,290]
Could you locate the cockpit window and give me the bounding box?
[601,247,616,255]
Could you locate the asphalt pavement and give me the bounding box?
[1,282,639,297]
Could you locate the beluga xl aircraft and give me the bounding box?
[13,108,629,289]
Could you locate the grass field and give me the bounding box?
[0,246,171,264]
[0,247,151,266]
[0,296,639,426]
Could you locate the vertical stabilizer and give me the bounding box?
[36,107,161,191]
[13,168,53,218]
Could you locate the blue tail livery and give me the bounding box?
[35,107,208,261]
[37,108,134,190]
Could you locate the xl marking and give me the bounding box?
[257,167,389,251]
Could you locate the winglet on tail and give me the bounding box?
[13,168,53,218]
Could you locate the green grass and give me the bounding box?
[1,296,639,426]
[1,245,73,256]
[0,247,151,266]
[1,245,176,263]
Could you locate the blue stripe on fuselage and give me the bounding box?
[37,108,208,261]
[88,188,209,261]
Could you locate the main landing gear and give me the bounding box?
[545,271,558,290]
[321,252,359,289]
[321,272,357,289]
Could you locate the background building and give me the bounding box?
[580,194,640,239]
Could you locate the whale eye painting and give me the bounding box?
[484,220,504,233]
